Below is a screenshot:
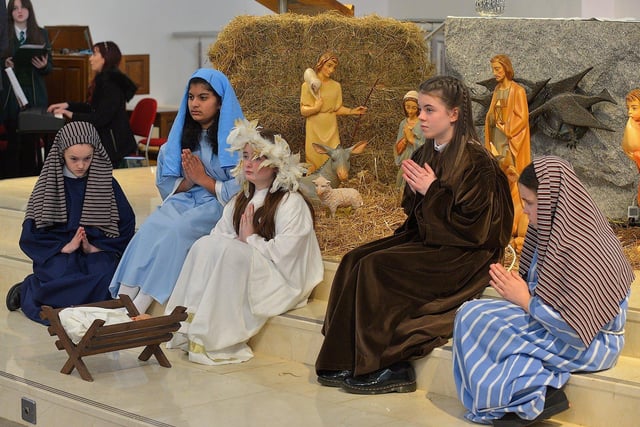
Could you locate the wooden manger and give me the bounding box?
[40,294,187,382]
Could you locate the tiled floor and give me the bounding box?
[0,306,476,427]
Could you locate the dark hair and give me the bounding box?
[518,162,539,192]
[181,77,221,151]
[418,75,480,183]
[7,0,44,47]
[86,41,123,103]
[232,129,315,240]
[93,41,122,70]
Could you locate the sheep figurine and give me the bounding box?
[312,176,363,217]
[304,68,321,99]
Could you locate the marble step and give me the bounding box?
[0,272,631,427]
[249,298,640,427]
[4,244,640,360]
[2,168,640,426]
[1,244,638,426]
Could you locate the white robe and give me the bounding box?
[165,188,324,365]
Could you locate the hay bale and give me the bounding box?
[209,12,434,185]
[312,171,406,260]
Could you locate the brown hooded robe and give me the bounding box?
[316,140,513,376]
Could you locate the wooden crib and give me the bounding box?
[40,294,187,382]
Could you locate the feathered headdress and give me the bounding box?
[227,119,307,195]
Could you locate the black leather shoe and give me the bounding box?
[341,361,416,394]
[493,387,569,427]
[6,282,22,311]
[317,369,353,387]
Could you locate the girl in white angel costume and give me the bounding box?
[165,119,324,365]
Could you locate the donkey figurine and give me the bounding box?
[299,140,368,202]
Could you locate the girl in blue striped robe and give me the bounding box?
[452,156,633,426]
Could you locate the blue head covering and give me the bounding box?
[160,68,244,177]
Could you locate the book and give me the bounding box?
[13,44,50,67]
[4,67,29,108]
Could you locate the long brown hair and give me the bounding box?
[418,75,481,184]
[87,41,123,103]
[7,0,44,48]
[232,130,315,240]
[93,41,122,70]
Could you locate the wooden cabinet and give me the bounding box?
[47,55,92,106]
[155,108,178,138]
[44,25,149,105]
[121,55,150,95]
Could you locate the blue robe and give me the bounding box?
[109,138,240,304]
[19,176,135,324]
[452,251,627,424]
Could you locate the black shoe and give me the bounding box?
[6,282,22,311]
[317,369,353,387]
[493,387,570,427]
[340,361,417,395]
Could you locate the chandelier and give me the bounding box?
[475,0,505,17]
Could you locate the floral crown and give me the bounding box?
[227,119,307,195]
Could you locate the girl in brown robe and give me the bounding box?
[315,75,514,394]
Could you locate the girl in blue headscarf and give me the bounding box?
[109,69,244,314]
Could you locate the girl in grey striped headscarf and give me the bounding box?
[6,121,136,324]
[25,121,120,236]
[453,155,633,426]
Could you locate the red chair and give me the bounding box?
[129,98,157,165]
[144,136,168,163]
[0,123,7,152]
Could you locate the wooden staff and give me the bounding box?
[350,77,380,143]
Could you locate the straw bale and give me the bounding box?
[209,12,434,185]
[312,170,406,261]
[208,14,640,267]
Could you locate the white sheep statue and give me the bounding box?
[312,176,363,217]
[303,68,321,99]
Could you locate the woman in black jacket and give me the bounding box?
[48,41,137,167]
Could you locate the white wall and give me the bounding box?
[33,0,274,106]
[31,0,638,107]
[613,0,640,19]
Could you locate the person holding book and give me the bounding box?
[1,0,52,178]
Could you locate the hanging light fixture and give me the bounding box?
[475,0,505,16]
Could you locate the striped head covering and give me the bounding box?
[519,156,633,345]
[24,121,120,237]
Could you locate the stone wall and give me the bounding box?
[445,17,640,218]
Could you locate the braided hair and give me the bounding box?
[418,75,481,183]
